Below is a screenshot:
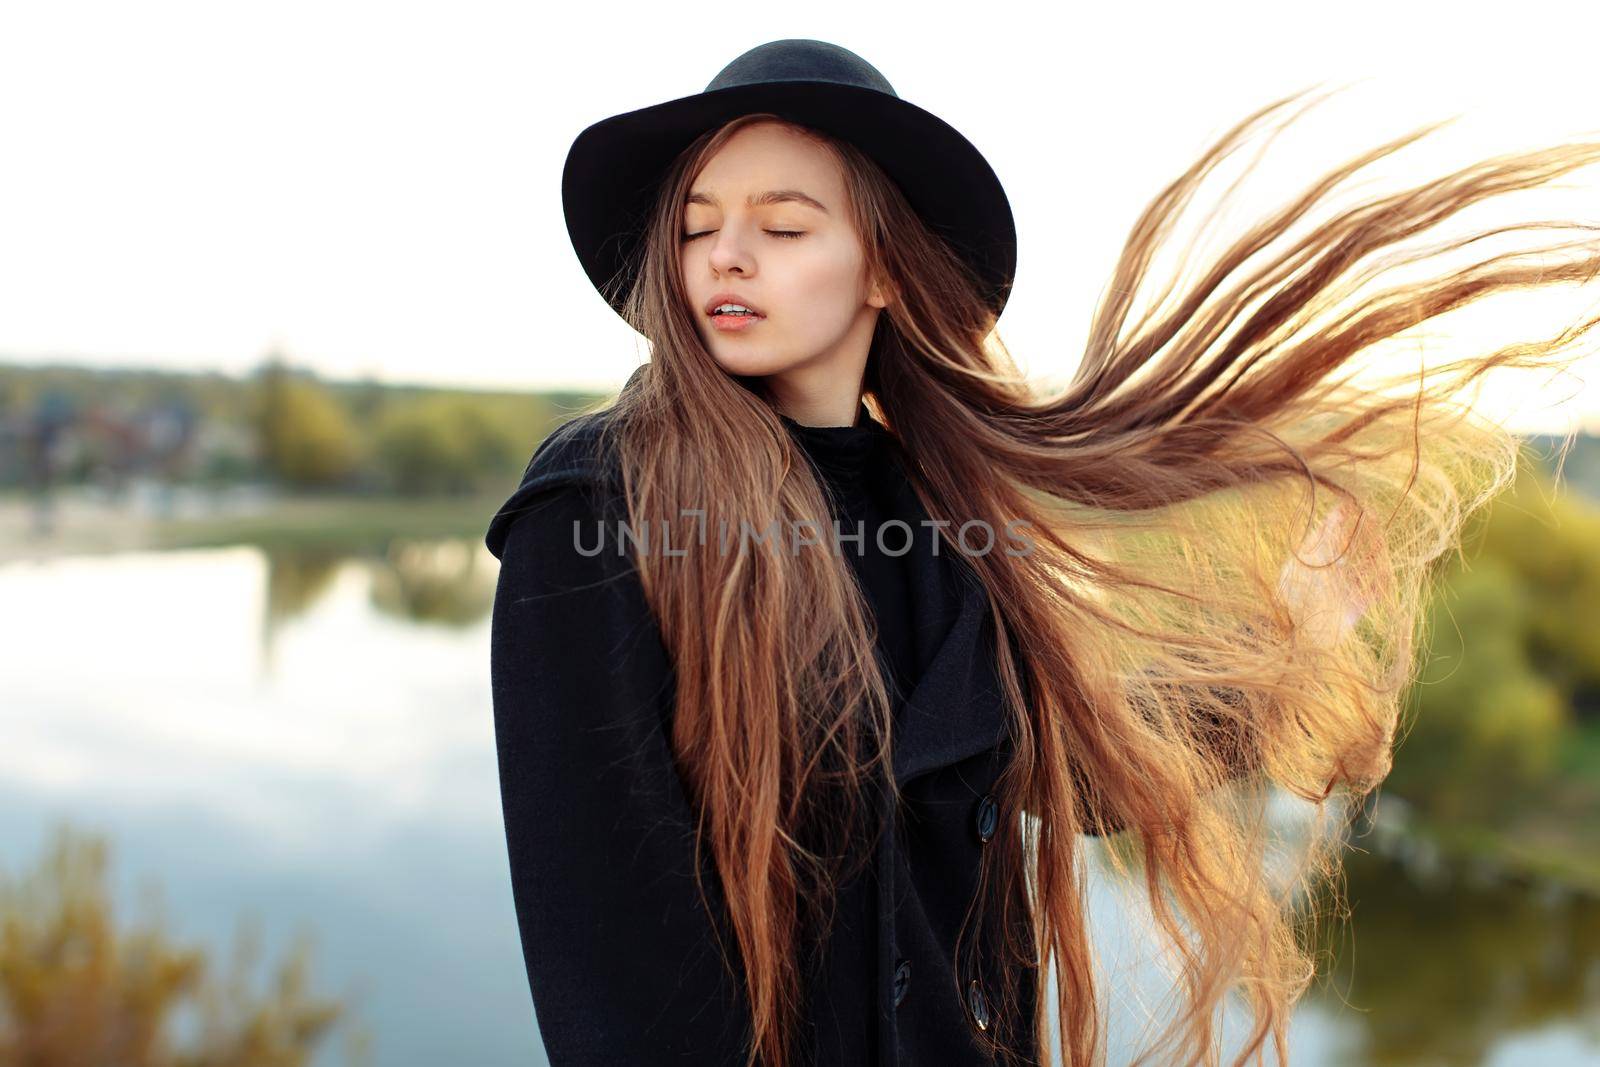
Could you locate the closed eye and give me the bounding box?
[681,230,806,242]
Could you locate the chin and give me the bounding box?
[709,348,794,378]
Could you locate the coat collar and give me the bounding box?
[485,408,1013,789]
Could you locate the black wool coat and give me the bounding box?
[485,405,1068,1067]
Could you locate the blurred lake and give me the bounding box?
[2,538,1597,1067]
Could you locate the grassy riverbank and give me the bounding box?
[148,493,504,553]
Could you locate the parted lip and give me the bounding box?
[705,292,766,316]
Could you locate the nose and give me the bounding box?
[705,221,756,276]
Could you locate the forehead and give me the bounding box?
[686,123,845,210]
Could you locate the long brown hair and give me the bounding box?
[567,92,1600,1067]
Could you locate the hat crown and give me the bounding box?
[705,38,899,98]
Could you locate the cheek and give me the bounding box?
[791,246,870,314]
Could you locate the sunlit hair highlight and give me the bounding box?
[562,96,1600,1067]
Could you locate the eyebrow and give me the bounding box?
[684,189,831,215]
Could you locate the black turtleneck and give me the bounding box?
[778,401,920,711]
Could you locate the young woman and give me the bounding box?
[485,38,1600,1067]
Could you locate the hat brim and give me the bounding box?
[561,80,1016,320]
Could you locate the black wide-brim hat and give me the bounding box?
[562,38,1017,322]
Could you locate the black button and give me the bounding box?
[966,979,991,1032]
[974,793,999,844]
[892,957,911,1008]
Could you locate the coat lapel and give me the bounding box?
[879,465,1011,788]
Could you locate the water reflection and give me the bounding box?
[1,540,529,1067]
[369,539,496,627]
[2,543,1597,1066]
[262,540,496,671]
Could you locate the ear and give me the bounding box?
[867,272,896,310]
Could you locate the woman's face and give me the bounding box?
[680,121,888,395]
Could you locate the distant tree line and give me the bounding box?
[0,353,607,496]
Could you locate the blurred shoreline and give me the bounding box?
[0,485,500,565]
[7,483,1597,905]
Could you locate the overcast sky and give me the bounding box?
[3,0,1598,432]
